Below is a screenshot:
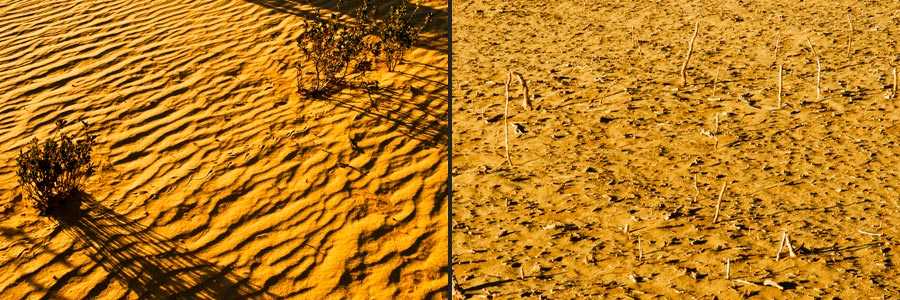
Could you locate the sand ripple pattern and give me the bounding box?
[0,0,448,299]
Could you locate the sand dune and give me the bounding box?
[0,0,448,299]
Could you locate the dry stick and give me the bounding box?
[847,13,854,60]
[785,232,797,258]
[712,181,726,224]
[776,230,787,261]
[773,32,781,62]
[711,65,721,99]
[692,174,700,204]
[893,67,898,99]
[504,72,513,167]
[806,37,822,100]
[680,22,700,87]
[514,72,532,110]
[726,258,731,280]
[778,64,783,108]
[638,236,644,261]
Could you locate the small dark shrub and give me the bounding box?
[16,120,96,216]
[375,1,433,71]
[296,1,380,95]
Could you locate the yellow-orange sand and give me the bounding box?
[0,0,447,299]
[453,0,900,298]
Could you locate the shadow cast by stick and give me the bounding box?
[55,191,272,300]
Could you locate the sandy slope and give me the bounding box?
[0,0,448,299]
[453,0,900,298]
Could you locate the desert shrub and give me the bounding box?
[374,1,433,71]
[296,1,380,95]
[16,120,96,216]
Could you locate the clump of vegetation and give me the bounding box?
[295,0,434,95]
[16,119,96,216]
[375,1,434,71]
[296,0,380,96]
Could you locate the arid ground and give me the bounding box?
[0,0,447,299]
[452,1,900,298]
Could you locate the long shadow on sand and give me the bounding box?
[56,192,273,300]
[324,79,447,149]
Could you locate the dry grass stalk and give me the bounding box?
[806,37,822,99]
[893,67,898,99]
[726,258,731,280]
[776,230,787,261]
[712,181,726,224]
[711,65,721,99]
[631,25,644,56]
[773,32,781,62]
[599,79,621,104]
[785,232,797,258]
[846,14,854,59]
[513,72,532,110]
[692,174,700,204]
[858,230,883,236]
[680,22,700,87]
[638,236,644,261]
[778,64,783,108]
[504,72,513,167]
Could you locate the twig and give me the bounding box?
[726,258,731,280]
[773,32,781,63]
[858,230,883,236]
[806,37,822,99]
[514,72,532,110]
[777,64,783,108]
[711,65,721,99]
[599,79,621,104]
[504,72,513,167]
[681,22,700,87]
[847,13,854,60]
[893,67,897,99]
[785,232,797,258]
[776,230,787,261]
[733,279,758,286]
[638,236,644,261]
[692,174,700,204]
[712,181,726,224]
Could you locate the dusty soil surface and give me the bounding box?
[452,1,900,298]
[0,0,447,299]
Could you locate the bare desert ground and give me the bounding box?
[0,0,448,299]
[452,1,900,298]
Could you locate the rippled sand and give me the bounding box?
[0,0,448,299]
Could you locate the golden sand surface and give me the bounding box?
[0,0,447,299]
[452,1,900,298]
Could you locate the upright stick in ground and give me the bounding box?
[893,67,898,99]
[710,65,720,100]
[504,71,513,167]
[773,32,781,63]
[846,14,854,60]
[680,22,700,87]
[712,181,726,224]
[776,230,787,261]
[514,72,532,110]
[806,37,822,100]
[778,64,783,108]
